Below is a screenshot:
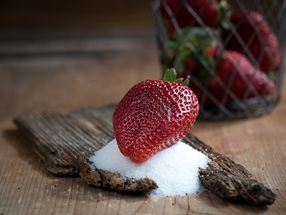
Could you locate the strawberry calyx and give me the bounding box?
[169,27,218,52]
[163,68,190,86]
[168,27,220,84]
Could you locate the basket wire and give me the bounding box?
[152,0,285,120]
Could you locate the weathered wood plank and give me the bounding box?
[14,105,276,206]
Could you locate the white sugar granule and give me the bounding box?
[89,139,208,197]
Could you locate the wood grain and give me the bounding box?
[0,36,285,214]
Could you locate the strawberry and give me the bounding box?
[113,69,199,163]
[160,0,231,35]
[207,51,276,103]
[222,10,281,73]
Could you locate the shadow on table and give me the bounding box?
[3,129,55,178]
[196,191,271,213]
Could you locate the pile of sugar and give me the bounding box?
[89,139,208,197]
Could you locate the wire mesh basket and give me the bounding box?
[152,0,286,120]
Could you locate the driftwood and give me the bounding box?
[14,105,276,206]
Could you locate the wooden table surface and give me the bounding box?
[0,36,285,215]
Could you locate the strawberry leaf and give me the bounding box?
[173,49,189,71]
[268,71,276,82]
[163,68,177,82]
[169,27,218,52]
[180,27,218,50]
[185,28,216,50]
[163,68,190,86]
[168,40,179,50]
[175,76,190,86]
[169,27,219,72]
[182,76,190,86]
[221,19,233,29]
[218,0,233,30]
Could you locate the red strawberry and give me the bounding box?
[222,10,281,73]
[207,51,276,103]
[113,72,199,163]
[160,0,219,33]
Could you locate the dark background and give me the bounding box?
[0,0,154,38]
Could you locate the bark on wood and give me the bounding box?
[199,168,276,206]
[14,105,276,206]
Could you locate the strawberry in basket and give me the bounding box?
[206,51,276,104]
[160,0,231,34]
[169,27,276,105]
[222,10,281,73]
